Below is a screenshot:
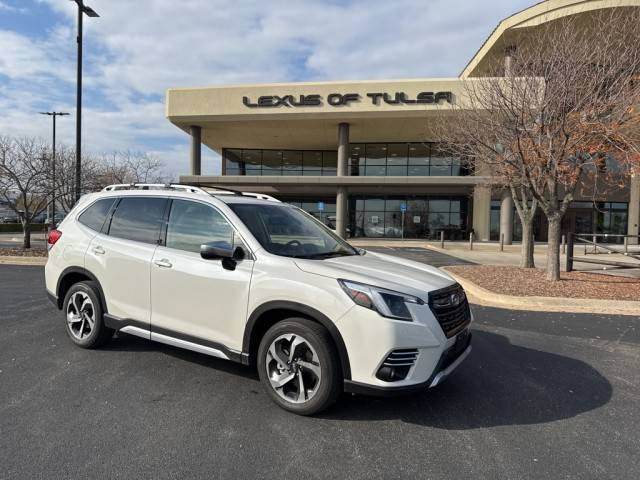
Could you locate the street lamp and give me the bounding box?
[40,111,70,228]
[71,0,99,202]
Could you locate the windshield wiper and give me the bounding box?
[299,251,355,260]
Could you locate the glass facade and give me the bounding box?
[594,202,628,237]
[349,143,466,176]
[284,196,469,239]
[225,149,337,176]
[286,198,337,228]
[489,201,629,242]
[224,143,467,177]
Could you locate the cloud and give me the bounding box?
[3,0,535,180]
[0,1,27,13]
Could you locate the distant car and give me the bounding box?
[45,184,473,415]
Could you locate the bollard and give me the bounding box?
[562,234,566,254]
[624,236,629,255]
[500,233,504,252]
[469,232,474,251]
[566,233,574,272]
[592,234,597,254]
[440,231,444,249]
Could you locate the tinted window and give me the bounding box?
[78,198,115,232]
[108,197,167,244]
[166,200,233,253]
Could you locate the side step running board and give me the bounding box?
[118,326,230,360]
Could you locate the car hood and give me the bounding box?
[294,249,456,298]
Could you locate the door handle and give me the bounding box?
[92,246,105,255]
[154,258,172,268]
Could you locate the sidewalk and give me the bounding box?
[350,238,640,278]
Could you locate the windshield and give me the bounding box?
[229,203,358,259]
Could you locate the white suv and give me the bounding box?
[45,184,472,415]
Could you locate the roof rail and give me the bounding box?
[101,183,210,195]
[239,192,281,202]
[101,183,281,202]
[199,186,281,202]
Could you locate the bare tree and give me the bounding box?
[0,136,51,248]
[96,150,168,187]
[436,8,640,280]
[55,149,168,213]
[55,145,104,214]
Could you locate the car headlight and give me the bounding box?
[338,279,423,321]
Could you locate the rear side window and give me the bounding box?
[108,197,167,244]
[78,198,116,232]
[166,199,233,253]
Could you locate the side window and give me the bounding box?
[108,197,167,244]
[166,200,233,253]
[78,198,116,232]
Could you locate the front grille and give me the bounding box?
[428,283,471,338]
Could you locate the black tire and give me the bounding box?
[257,318,341,415]
[62,281,113,349]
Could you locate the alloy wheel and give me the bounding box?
[266,333,322,404]
[66,291,95,340]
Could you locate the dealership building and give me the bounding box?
[166,0,640,243]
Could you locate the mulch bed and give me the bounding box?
[0,247,47,258]
[447,265,640,302]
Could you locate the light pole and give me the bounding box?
[40,111,70,228]
[71,0,99,202]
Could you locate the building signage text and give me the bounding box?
[242,91,453,108]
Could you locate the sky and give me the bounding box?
[0,0,534,179]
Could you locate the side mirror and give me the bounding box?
[200,241,234,260]
[232,246,246,261]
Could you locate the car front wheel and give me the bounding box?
[257,318,341,415]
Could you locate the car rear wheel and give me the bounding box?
[257,318,341,415]
[62,281,113,348]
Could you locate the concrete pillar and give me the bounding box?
[628,175,640,244]
[472,185,491,241]
[335,123,349,238]
[190,125,202,176]
[499,189,514,245]
[504,45,516,77]
[337,123,349,176]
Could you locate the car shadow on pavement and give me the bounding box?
[322,329,613,428]
[104,332,260,382]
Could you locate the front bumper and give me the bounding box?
[46,289,59,308]
[344,332,472,396]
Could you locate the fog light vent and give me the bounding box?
[376,349,419,382]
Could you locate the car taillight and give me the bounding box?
[48,229,62,247]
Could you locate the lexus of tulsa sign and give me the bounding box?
[242,91,454,108]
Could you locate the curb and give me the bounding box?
[442,267,640,316]
[0,256,47,266]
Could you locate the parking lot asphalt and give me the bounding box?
[1,264,639,480]
[364,245,475,266]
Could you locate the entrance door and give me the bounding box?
[563,208,593,236]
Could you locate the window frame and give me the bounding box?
[159,198,253,259]
[76,197,118,234]
[104,196,170,246]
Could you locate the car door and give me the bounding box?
[85,196,168,331]
[150,198,254,352]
